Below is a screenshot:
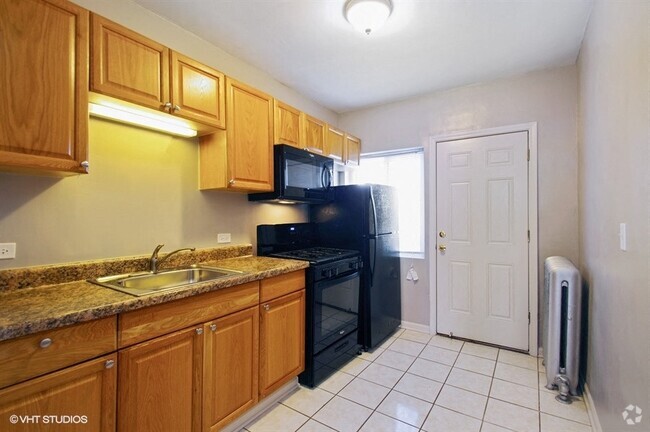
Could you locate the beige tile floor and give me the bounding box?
[244,329,592,432]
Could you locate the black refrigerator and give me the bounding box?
[310,184,401,350]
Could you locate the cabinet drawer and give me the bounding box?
[119,281,259,347]
[0,316,117,389]
[260,270,305,303]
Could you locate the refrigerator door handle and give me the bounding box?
[369,187,378,237]
[369,237,376,285]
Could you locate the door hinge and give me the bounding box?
[527,148,530,161]
[527,230,530,242]
[528,312,531,325]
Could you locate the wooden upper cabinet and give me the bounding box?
[199,78,273,192]
[325,125,345,162]
[302,114,326,154]
[345,133,361,166]
[171,52,225,129]
[0,354,117,432]
[90,14,225,131]
[91,14,169,111]
[273,100,302,148]
[0,0,89,175]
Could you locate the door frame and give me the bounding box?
[427,122,538,355]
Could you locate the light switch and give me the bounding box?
[619,223,627,251]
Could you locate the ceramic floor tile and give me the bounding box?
[497,350,538,371]
[359,412,420,432]
[282,387,334,417]
[339,356,372,376]
[540,413,593,432]
[375,349,416,371]
[246,403,309,432]
[399,329,432,344]
[428,335,465,352]
[422,405,481,432]
[494,362,538,388]
[539,391,590,425]
[455,353,496,376]
[480,421,514,432]
[376,390,433,428]
[388,338,426,357]
[489,378,538,410]
[313,396,373,432]
[319,370,355,394]
[297,420,337,432]
[434,385,488,419]
[394,372,443,403]
[447,367,493,395]
[377,336,397,350]
[408,357,452,383]
[359,347,385,362]
[461,342,499,360]
[338,377,391,409]
[484,398,539,432]
[358,362,405,388]
[419,345,459,366]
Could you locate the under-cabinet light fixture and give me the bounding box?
[89,102,198,138]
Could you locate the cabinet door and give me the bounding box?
[325,125,345,162]
[171,52,225,129]
[226,78,273,191]
[302,114,326,154]
[345,134,361,166]
[203,307,259,431]
[118,327,202,432]
[259,290,305,397]
[273,100,302,148]
[91,14,170,111]
[0,0,88,174]
[0,354,116,432]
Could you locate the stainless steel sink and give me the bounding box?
[90,265,245,296]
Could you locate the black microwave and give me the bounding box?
[248,145,334,204]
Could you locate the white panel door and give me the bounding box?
[436,131,529,350]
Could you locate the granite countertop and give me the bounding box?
[0,253,308,342]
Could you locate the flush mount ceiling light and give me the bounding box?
[345,0,392,35]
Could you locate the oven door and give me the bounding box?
[313,271,360,355]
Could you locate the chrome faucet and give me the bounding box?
[149,244,196,273]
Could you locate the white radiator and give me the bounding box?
[543,256,582,403]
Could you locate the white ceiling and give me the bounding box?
[133,0,593,113]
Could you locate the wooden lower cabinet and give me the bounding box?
[0,354,117,432]
[118,327,203,432]
[203,306,259,431]
[259,289,306,397]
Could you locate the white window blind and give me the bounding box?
[351,149,425,257]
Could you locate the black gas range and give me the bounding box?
[257,223,363,387]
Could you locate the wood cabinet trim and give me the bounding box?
[260,270,306,303]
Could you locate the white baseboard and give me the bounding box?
[400,321,431,334]
[584,383,603,432]
[222,378,299,432]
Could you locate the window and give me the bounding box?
[350,149,425,257]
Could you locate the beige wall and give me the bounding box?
[0,119,307,269]
[340,66,579,330]
[577,0,649,429]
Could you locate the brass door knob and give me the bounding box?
[438,244,447,252]
[439,230,446,238]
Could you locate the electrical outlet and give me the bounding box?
[217,233,231,244]
[0,243,16,260]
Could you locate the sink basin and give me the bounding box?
[90,265,245,296]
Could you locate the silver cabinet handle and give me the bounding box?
[229,179,235,185]
[195,328,203,335]
[210,324,217,332]
[163,102,173,112]
[105,360,115,369]
[80,161,89,173]
[263,304,270,311]
[173,105,181,112]
[39,338,52,349]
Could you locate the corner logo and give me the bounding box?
[622,405,643,425]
